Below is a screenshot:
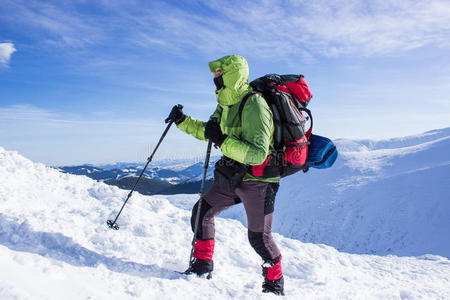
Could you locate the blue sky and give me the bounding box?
[1,0,449,165]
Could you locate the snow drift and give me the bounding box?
[222,128,450,258]
[0,141,450,299]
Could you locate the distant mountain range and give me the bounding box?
[55,157,218,195]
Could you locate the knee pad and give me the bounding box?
[264,183,279,215]
[248,230,272,262]
[191,198,212,239]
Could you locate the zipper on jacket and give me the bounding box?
[217,88,225,129]
[217,88,224,103]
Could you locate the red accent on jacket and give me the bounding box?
[251,155,271,177]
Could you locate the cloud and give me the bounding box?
[0,104,55,120]
[0,43,16,66]
[1,1,106,49]
[134,0,450,59]
[2,0,450,62]
[0,104,199,165]
[0,104,159,127]
[295,0,450,57]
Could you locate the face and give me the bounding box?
[214,68,223,78]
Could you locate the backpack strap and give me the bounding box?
[210,105,224,121]
[238,92,259,120]
[218,105,223,118]
[300,107,313,138]
[238,92,281,178]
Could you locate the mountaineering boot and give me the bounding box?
[184,257,214,278]
[262,276,284,296]
[261,255,285,296]
[183,239,214,278]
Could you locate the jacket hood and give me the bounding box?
[208,55,252,106]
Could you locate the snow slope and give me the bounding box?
[278,128,450,257]
[221,128,450,258]
[1,146,450,299]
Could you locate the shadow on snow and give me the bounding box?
[0,213,180,280]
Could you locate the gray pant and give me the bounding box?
[191,180,281,261]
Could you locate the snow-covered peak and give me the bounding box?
[279,129,450,257]
[336,127,450,152]
[337,132,449,174]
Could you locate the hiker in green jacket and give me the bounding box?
[166,55,284,296]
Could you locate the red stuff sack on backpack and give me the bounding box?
[240,74,313,177]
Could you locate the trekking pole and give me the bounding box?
[187,140,213,268]
[106,119,175,230]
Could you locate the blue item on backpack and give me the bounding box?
[306,134,338,169]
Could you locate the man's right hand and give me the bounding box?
[204,119,227,147]
[165,104,186,124]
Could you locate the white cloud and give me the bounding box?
[0,104,196,165]
[122,0,450,59]
[0,104,55,120]
[297,0,450,56]
[0,104,160,127]
[2,1,450,61]
[2,1,105,49]
[0,43,16,66]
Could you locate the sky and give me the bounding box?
[1,0,450,166]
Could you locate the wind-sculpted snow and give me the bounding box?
[0,214,176,279]
[271,128,450,257]
[218,128,450,257]
[0,145,450,299]
[338,127,450,151]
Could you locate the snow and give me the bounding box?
[221,128,450,258]
[1,138,450,299]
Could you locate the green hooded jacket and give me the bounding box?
[177,55,280,183]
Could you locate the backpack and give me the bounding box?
[239,74,337,177]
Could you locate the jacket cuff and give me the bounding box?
[219,135,230,150]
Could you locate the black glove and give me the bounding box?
[204,119,227,147]
[165,104,186,125]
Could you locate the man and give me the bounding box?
[166,55,284,296]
